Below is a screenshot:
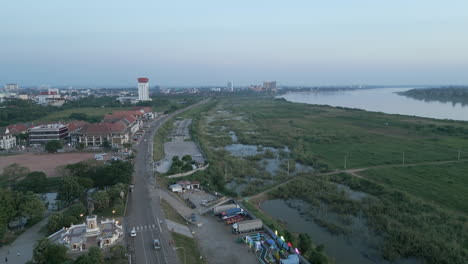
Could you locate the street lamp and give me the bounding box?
[174,247,186,264]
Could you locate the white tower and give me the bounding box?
[138,78,151,101]
[227,81,234,92]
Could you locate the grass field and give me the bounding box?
[36,107,131,122]
[359,162,468,214]
[160,199,186,225]
[160,199,205,264]
[220,97,468,170]
[171,232,205,264]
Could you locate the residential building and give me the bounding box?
[29,123,69,145]
[137,77,151,101]
[0,127,17,150]
[7,123,28,135]
[4,83,19,92]
[36,88,65,106]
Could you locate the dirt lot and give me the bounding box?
[0,152,95,177]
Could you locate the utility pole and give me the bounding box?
[344,152,348,169]
[224,163,227,182]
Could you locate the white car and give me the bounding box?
[130,228,136,237]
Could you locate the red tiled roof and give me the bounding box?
[78,122,127,135]
[132,106,153,113]
[111,110,144,117]
[7,123,28,134]
[103,114,138,124]
[67,121,88,132]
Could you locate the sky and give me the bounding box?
[1,0,468,87]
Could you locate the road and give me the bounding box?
[125,100,209,264]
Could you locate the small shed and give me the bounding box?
[169,184,183,193]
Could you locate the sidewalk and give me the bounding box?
[165,220,193,238]
[0,216,49,264]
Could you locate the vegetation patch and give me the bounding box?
[359,162,468,214]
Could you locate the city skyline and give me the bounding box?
[1,0,468,86]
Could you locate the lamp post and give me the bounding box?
[174,247,186,264]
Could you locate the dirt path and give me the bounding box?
[248,158,468,201]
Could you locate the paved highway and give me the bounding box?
[125,100,209,264]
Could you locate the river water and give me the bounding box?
[262,199,421,264]
[279,88,468,121]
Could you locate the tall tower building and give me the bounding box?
[137,78,151,101]
[227,81,234,92]
[263,81,277,92]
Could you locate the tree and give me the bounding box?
[33,238,68,264]
[109,245,127,264]
[101,141,112,150]
[14,171,48,193]
[57,176,83,204]
[106,160,133,185]
[182,155,192,162]
[87,247,104,264]
[17,192,46,223]
[107,183,126,202]
[0,189,16,240]
[46,213,64,234]
[1,163,30,185]
[76,142,85,150]
[92,190,110,211]
[45,140,63,153]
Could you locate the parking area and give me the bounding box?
[158,188,258,264]
[155,119,205,173]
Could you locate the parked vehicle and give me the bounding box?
[153,239,161,249]
[220,208,243,217]
[213,204,238,215]
[191,213,197,222]
[232,219,263,234]
[221,210,244,220]
[130,228,136,237]
[224,215,245,224]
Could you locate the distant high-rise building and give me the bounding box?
[4,83,19,92]
[263,81,277,92]
[137,78,151,101]
[227,81,234,92]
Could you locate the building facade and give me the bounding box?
[227,81,234,91]
[29,124,69,145]
[137,77,151,101]
[263,81,277,92]
[71,122,129,147]
[0,127,17,150]
[4,83,19,92]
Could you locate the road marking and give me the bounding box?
[152,224,155,229]
[139,231,149,264]
[136,226,140,231]
[157,217,162,231]
[144,225,148,229]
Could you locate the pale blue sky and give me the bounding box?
[1,0,468,87]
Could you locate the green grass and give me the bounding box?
[35,107,132,122]
[171,232,205,264]
[359,162,468,214]
[218,97,468,170]
[160,199,187,225]
[159,198,205,264]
